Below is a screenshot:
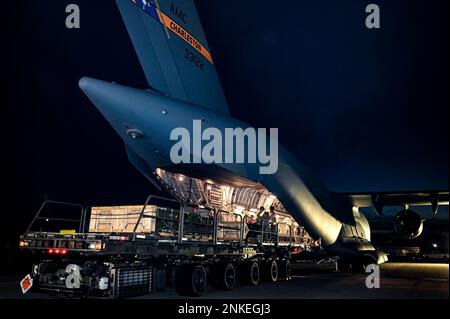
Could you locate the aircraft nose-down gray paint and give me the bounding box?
[79,0,448,267]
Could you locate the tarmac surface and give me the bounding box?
[0,262,448,299]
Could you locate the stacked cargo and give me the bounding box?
[88,206,157,233]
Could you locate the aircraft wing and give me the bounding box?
[116,0,229,115]
[348,191,449,216]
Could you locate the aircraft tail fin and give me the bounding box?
[116,0,229,115]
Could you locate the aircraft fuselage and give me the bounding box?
[80,77,388,266]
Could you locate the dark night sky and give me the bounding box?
[1,0,448,241]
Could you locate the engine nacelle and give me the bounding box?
[394,209,423,239]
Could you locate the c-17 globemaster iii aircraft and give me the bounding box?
[79,0,449,271]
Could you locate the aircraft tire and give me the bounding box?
[350,262,366,273]
[337,260,352,272]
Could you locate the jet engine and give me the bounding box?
[394,208,423,239]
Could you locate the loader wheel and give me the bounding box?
[210,262,236,290]
[279,259,292,280]
[263,259,278,282]
[239,261,260,286]
[175,264,207,297]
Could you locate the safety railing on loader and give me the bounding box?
[26,200,86,233]
[22,195,304,251]
[244,216,301,247]
[131,195,182,241]
[215,210,244,245]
